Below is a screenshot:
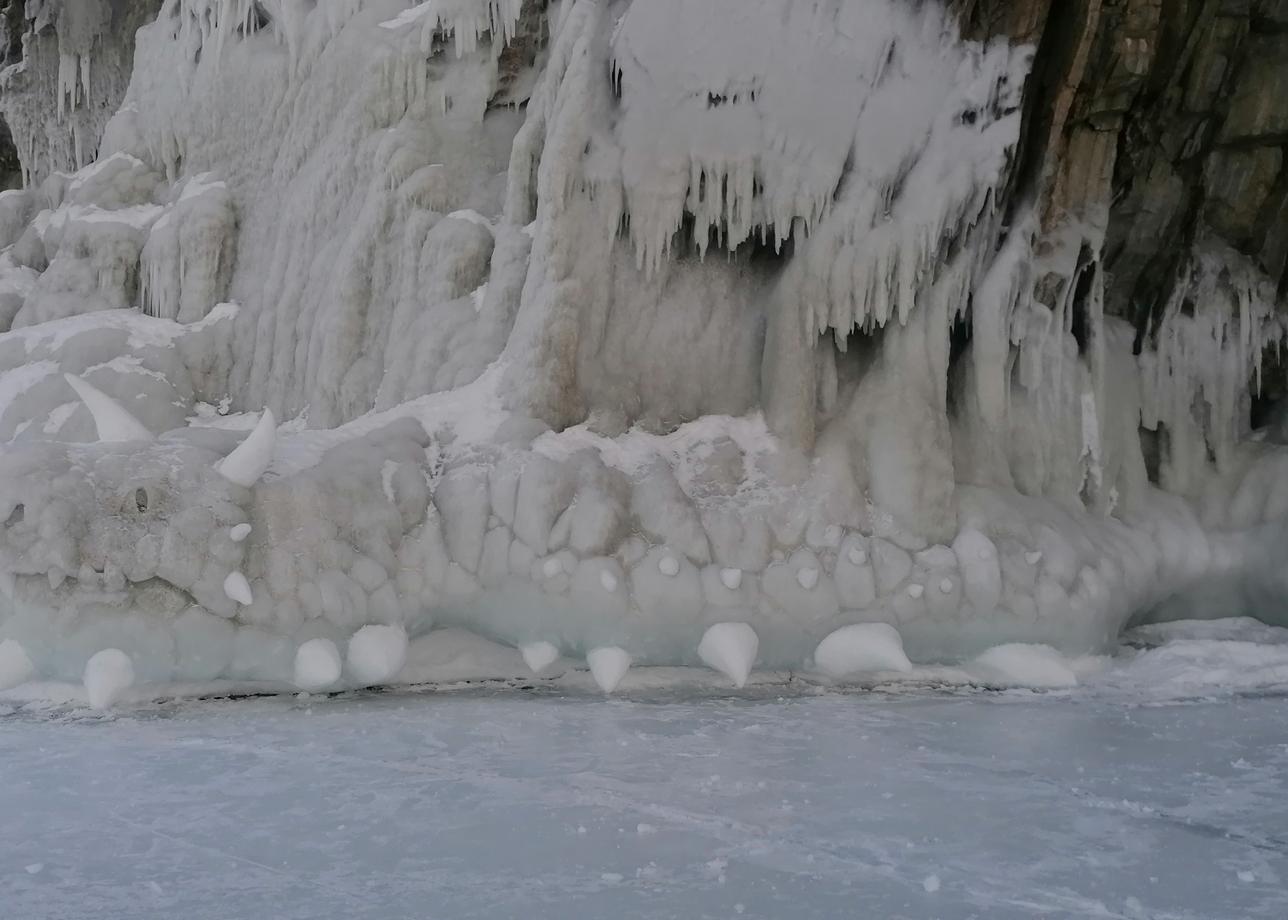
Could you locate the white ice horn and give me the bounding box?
[215,409,276,487]
[64,374,154,442]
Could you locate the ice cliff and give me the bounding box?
[0,0,1284,696]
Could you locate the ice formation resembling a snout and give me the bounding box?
[0,0,1285,700]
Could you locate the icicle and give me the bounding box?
[56,53,78,118]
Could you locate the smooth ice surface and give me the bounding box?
[3,632,1288,920]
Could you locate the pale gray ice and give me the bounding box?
[3,682,1287,919]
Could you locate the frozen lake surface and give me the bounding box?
[4,626,1288,919]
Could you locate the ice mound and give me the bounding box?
[0,638,34,690]
[1095,619,1288,700]
[587,647,632,694]
[84,648,135,709]
[520,640,561,675]
[347,625,409,687]
[294,638,342,692]
[698,623,759,689]
[972,644,1079,690]
[813,624,914,679]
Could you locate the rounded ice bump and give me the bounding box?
[587,646,631,693]
[347,625,408,686]
[84,649,135,709]
[223,571,253,606]
[813,623,913,678]
[521,640,561,675]
[698,623,759,689]
[0,638,35,690]
[294,638,342,691]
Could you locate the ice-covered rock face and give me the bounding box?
[0,0,1285,694]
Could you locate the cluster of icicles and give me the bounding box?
[1140,248,1286,487]
[161,0,525,65]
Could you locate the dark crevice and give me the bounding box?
[1140,423,1166,486]
[1070,244,1096,356]
[0,116,20,189]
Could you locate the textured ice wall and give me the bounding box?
[0,0,1284,696]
